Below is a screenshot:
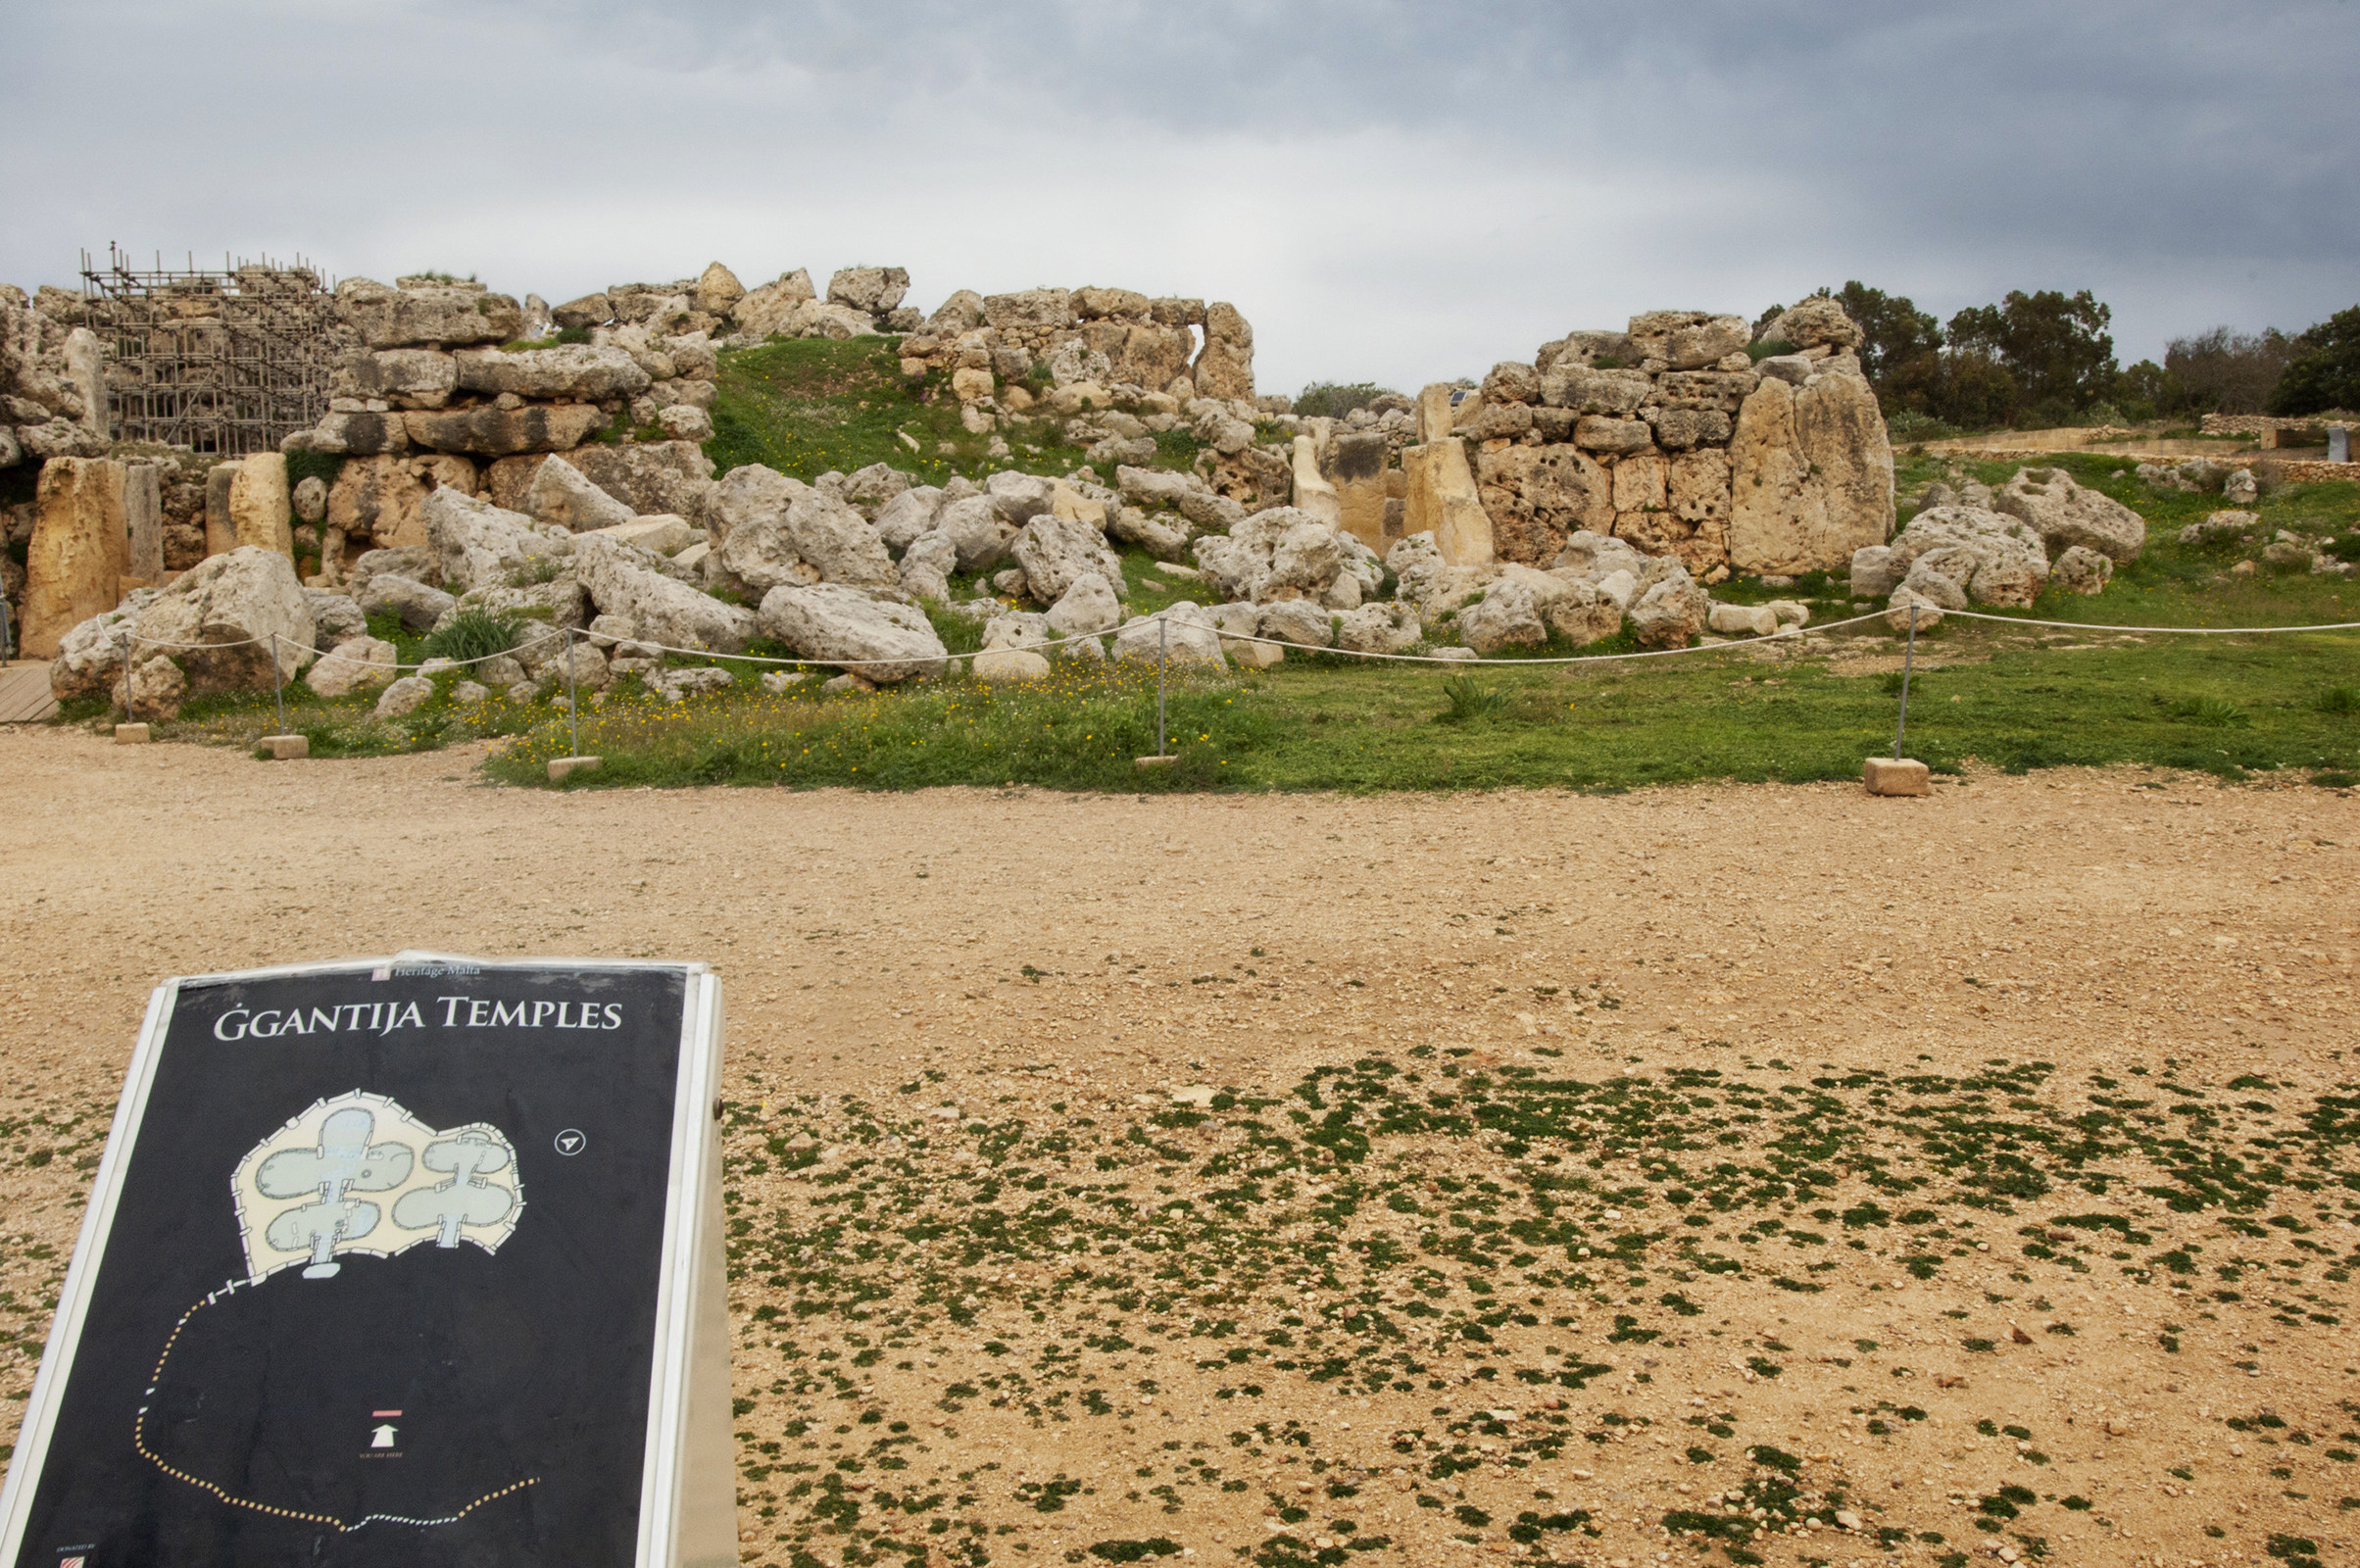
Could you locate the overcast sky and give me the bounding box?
[6,0,2354,396]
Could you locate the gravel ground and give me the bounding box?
[0,727,2353,1568]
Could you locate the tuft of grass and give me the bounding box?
[2166,695,2252,728]
[1438,673,1510,722]
[2315,684,2360,714]
[421,607,525,662]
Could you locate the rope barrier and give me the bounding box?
[88,593,2360,692]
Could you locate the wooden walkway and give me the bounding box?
[0,663,58,723]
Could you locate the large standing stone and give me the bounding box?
[1193,302,1254,400]
[330,348,460,408]
[123,462,164,584]
[130,546,315,693]
[205,462,239,558]
[1330,431,1391,551]
[1112,323,1196,390]
[228,453,293,556]
[1291,435,1342,528]
[20,457,126,657]
[757,582,946,683]
[1725,368,1893,574]
[1402,438,1495,569]
[1415,384,1458,444]
[62,327,109,442]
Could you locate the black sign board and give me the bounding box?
[0,955,733,1568]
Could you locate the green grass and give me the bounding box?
[705,336,1215,487]
[474,621,2360,793]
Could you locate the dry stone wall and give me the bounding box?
[1443,300,1893,578]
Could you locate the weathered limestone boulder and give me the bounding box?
[730,270,816,338]
[306,636,399,697]
[1725,366,1893,574]
[45,592,156,701]
[758,582,946,683]
[2224,468,2259,506]
[1755,296,1863,351]
[1551,529,1650,583]
[1335,601,1421,655]
[1458,581,1549,654]
[983,289,1075,331]
[228,452,293,555]
[331,348,459,408]
[572,533,755,653]
[693,262,745,318]
[565,441,715,520]
[1193,302,1254,400]
[1540,365,1648,415]
[931,495,1017,572]
[359,574,456,632]
[404,404,605,457]
[972,646,1052,682]
[1256,598,1334,649]
[131,547,315,693]
[1474,444,1611,564]
[1881,505,2048,609]
[1385,531,1489,619]
[1190,508,1338,604]
[1113,603,1226,668]
[1546,584,1624,646]
[303,588,368,649]
[2053,544,2114,596]
[708,465,898,594]
[1627,311,1751,369]
[20,456,126,657]
[304,410,414,457]
[1111,323,1197,390]
[290,472,327,527]
[827,268,910,316]
[1047,572,1122,637]
[373,675,435,719]
[118,654,186,720]
[1627,561,1709,649]
[1708,603,1780,636]
[1992,466,2146,563]
[873,486,947,552]
[981,470,1057,525]
[324,454,475,550]
[897,532,959,602]
[1109,503,1192,562]
[527,454,636,532]
[452,345,651,402]
[1403,437,1496,568]
[422,488,572,594]
[338,279,521,349]
[1885,584,1945,633]
[552,292,613,330]
[1013,514,1126,604]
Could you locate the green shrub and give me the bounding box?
[1292,381,1400,419]
[2315,685,2360,714]
[421,608,525,662]
[2167,696,2251,727]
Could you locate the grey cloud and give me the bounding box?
[1,0,2354,396]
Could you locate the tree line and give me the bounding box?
[1774,284,2360,434]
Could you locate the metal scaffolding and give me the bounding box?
[78,245,336,457]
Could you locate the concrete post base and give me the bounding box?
[1134,755,1177,768]
[1863,757,1931,796]
[549,756,603,782]
[113,723,150,745]
[259,734,309,760]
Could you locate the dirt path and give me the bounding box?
[0,728,2353,1566]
